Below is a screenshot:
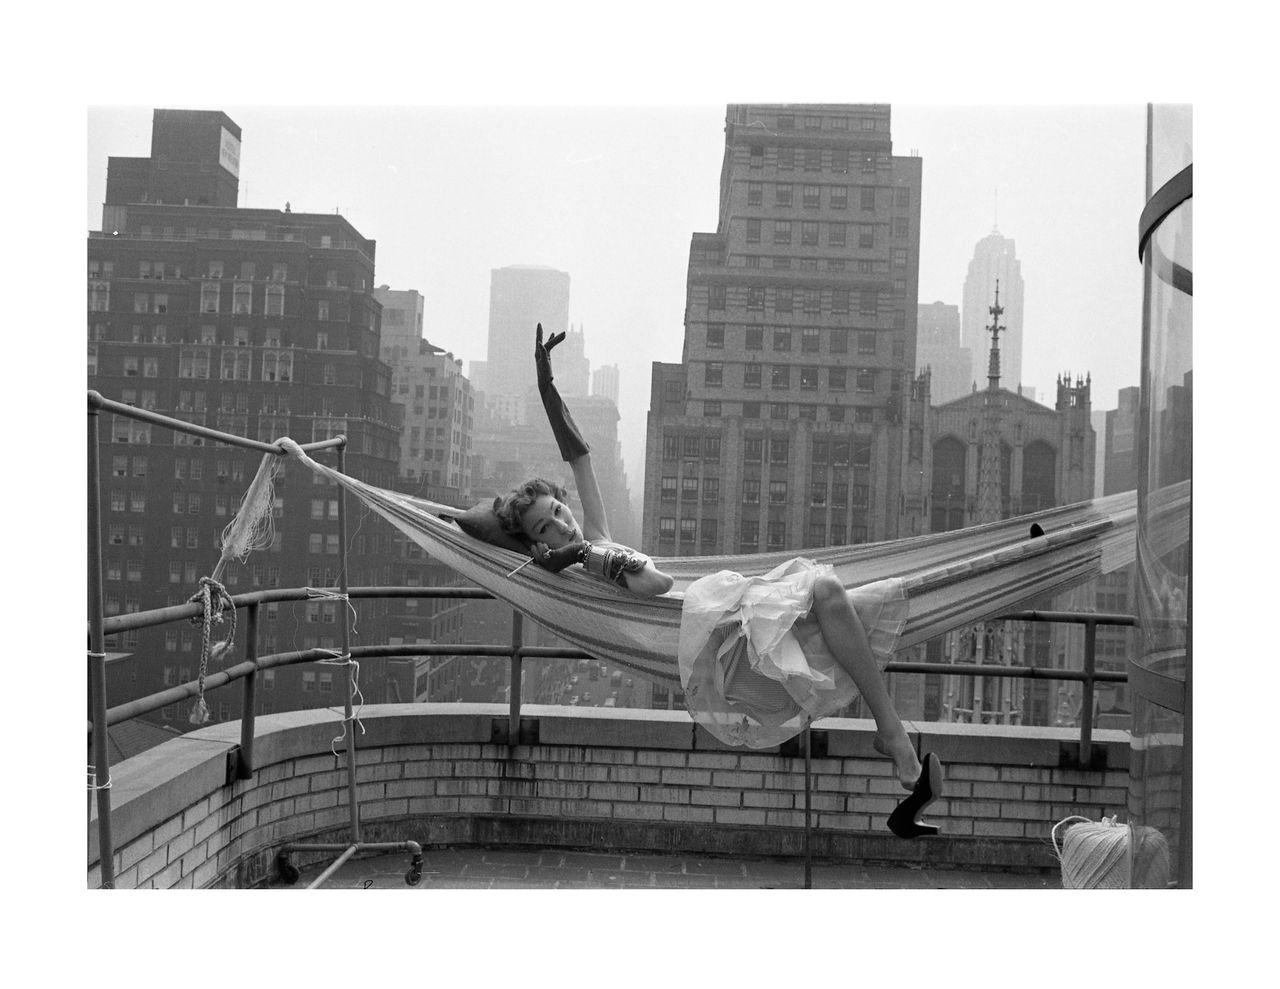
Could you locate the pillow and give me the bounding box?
[443,498,532,555]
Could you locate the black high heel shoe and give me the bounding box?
[887,752,944,839]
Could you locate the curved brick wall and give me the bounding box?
[87,704,1129,888]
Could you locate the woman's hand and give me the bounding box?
[535,323,566,393]
[533,539,585,573]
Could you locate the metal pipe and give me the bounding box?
[86,391,345,456]
[306,844,359,889]
[802,727,812,890]
[335,442,360,843]
[87,395,115,888]
[509,610,524,743]
[237,603,259,780]
[1080,618,1098,764]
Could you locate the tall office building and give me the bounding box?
[961,230,1024,393]
[644,104,922,556]
[915,301,972,404]
[592,363,620,405]
[484,265,571,414]
[88,108,406,729]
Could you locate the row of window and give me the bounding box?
[88,282,352,321]
[90,322,337,350]
[706,283,909,315]
[704,363,879,392]
[764,112,884,133]
[694,401,879,424]
[660,477,870,508]
[89,257,354,287]
[745,145,903,179]
[742,219,912,252]
[660,434,873,466]
[656,517,870,550]
[745,182,910,212]
[705,324,885,354]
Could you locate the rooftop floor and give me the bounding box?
[276,846,1059,890]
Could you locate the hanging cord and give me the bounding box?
[87,765,112,790]
[186,576,236,725]
[316,647,365,760]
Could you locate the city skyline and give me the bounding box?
[87,104,1146,484]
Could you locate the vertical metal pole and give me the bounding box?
[236,602,259,780]
[335,442,359,842]
[1080,618,1097,765]
[87,394,115,888]
[803,727,812,890]
[508,610,523,743]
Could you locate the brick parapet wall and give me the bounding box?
[88,704,1129,888]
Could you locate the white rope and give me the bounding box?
[316,647,365,759]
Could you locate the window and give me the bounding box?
[829,367,847,391]
[88,281,110,311]
[663,434,680,459]
[858,330,877,355]
[802,184,820,208]
[772,329,792,352]
[828,405,846,423]
[892,248,908,268]
[265,284,285,316]
[771,365,790,388]
[706,324,725,349]
[856,369,876,392]
[774,287,793,314]
[683,435,701,458]
[803,147,821,171]
[701,518,718,548]
[317,300,330,320]
[803,288,821,313]
[892,216,909,239]
[830,185,848,209]
[777,146,794,170]
[894,188,911,208]
[770,437,789,465]
[704,436,721,462]
[770,403,788,420]
[702,477,720,503]
[855,406,874,424]
[201,282,220,313]
[746,286,765,310]
[681,477,699,501]
[743,437,763,463]
[852,484,870,507]
[747,182,762,206]
[271,263,288,282]
[744,363,762,388]
[746,218,761,244]
[775,184,792,207]
[860,289,878,315]
[704,362,723,387]
[659,517,676,542]
[777,114,794,129]
[828,223,847,248]
[766,521,786,550]
[152,294,168,314]
[832,483,848,507]
[742,479,761,504]
[742,401,761,419]
[807,523,826,547]
[801,222,818,246]
[750,146,764,170]
[860,188,876,211]
[858,225,875,249]
[831,148,849,174]
[704,400,721,417]
[740,519,759,549]
[708,285,726,311]
[773,221,792,245]
[800,366,819,390]
[745,327,763,350]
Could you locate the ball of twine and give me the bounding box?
[1052,815,1130,889]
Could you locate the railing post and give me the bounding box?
[335,442,359,843]
[236,602,259,780]
[509,610,524,743]
[1080,617,1098,764]
[802,726,812,890]
[87,392,115,888]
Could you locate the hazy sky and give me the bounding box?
[87,103,1146,484]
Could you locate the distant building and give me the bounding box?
[485,265,571,412]
[1104,385,1141,495]
[644,102,923,560]
[592,363,620,405]
[962,230,1024,393]
[915,301,972,404]
[89,108,407,731]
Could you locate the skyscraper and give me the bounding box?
[961,230,1024,393]
[592,363,620,405]
[915,301,972,404]
[484,265,570,414]
[644,104,923,556]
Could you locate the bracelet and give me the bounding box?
[581,542,645,584]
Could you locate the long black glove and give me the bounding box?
[533,539,587,573]
[535,323,590,461]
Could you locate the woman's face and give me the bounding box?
[520,493,581,549]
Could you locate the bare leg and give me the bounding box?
[810,575,921,790]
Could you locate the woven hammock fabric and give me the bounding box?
[281,440,1188,689]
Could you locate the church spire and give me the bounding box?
[986,280,1005,392]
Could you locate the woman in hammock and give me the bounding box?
[497,326,943,839]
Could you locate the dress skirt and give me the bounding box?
[677,558,907,748]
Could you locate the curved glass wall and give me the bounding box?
[1130,104,1192,887]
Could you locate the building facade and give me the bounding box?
[916,300,973,404]
[89,108,409,731]
[483,265,571,410]
[644,103,923,558]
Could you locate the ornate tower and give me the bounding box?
[974,283,1007,524]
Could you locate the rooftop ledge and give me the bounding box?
[88,704,1129,889]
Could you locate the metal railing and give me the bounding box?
[88,390,1132,888]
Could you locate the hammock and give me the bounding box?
[279,440,1188,689]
